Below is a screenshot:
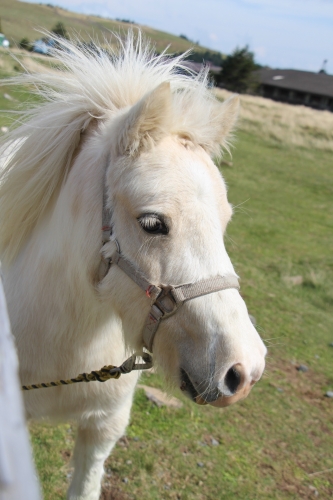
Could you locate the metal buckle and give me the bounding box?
[154,285,178,318]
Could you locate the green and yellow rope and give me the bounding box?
[21,353,153,391]
[22,365,121,391]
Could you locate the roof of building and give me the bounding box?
[257,68,333,98]
[183,61,221,74]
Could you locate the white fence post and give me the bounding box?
[0,275,41,500]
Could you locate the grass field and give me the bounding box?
[1,45,333,500]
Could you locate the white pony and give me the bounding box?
[0,33,266,500]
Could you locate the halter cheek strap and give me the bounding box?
[99,239,240,352]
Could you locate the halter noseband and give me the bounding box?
[99,168,240,353]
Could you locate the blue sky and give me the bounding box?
[22,0,333,73]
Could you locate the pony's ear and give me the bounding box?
[210,94,240,153]
[217,94,240,140]
[116,82,172,156]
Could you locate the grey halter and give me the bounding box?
[99,174,240,353]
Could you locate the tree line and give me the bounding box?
[177,45,260,93]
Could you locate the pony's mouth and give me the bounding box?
[179,368,209,405]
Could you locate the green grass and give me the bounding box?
[0,80,41,129]
[0,52,45,129]
[29,422,73,500]
[26,132,333,499]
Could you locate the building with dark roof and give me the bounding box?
[183,61,221,75]
[257,68,333,111]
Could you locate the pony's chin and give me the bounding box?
[197,383,253,408]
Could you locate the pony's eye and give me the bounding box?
[138,214,169,235]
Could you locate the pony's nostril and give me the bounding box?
[224,363,244,394]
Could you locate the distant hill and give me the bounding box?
[0,0,215,55]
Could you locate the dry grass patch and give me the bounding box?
[0,48,62,74]
[215,88,333,152]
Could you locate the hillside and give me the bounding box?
[0,0,208,53]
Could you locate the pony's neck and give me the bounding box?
[19,131,110,338]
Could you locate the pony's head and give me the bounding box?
[98,80,266,407]
[0,33,266,407]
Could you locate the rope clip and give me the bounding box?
[108,352,153,376]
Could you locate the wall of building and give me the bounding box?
[261,84,333,111]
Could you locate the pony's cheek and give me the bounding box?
[149,322,182,382]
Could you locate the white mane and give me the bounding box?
[0,32,232,264]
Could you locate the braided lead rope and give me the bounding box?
[22,365,120,391]
[22,353,153,391]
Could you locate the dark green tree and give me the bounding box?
[217,45,258,93]
[51,21,69,39]
[19,37,31,51]
[187,50,224,67]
